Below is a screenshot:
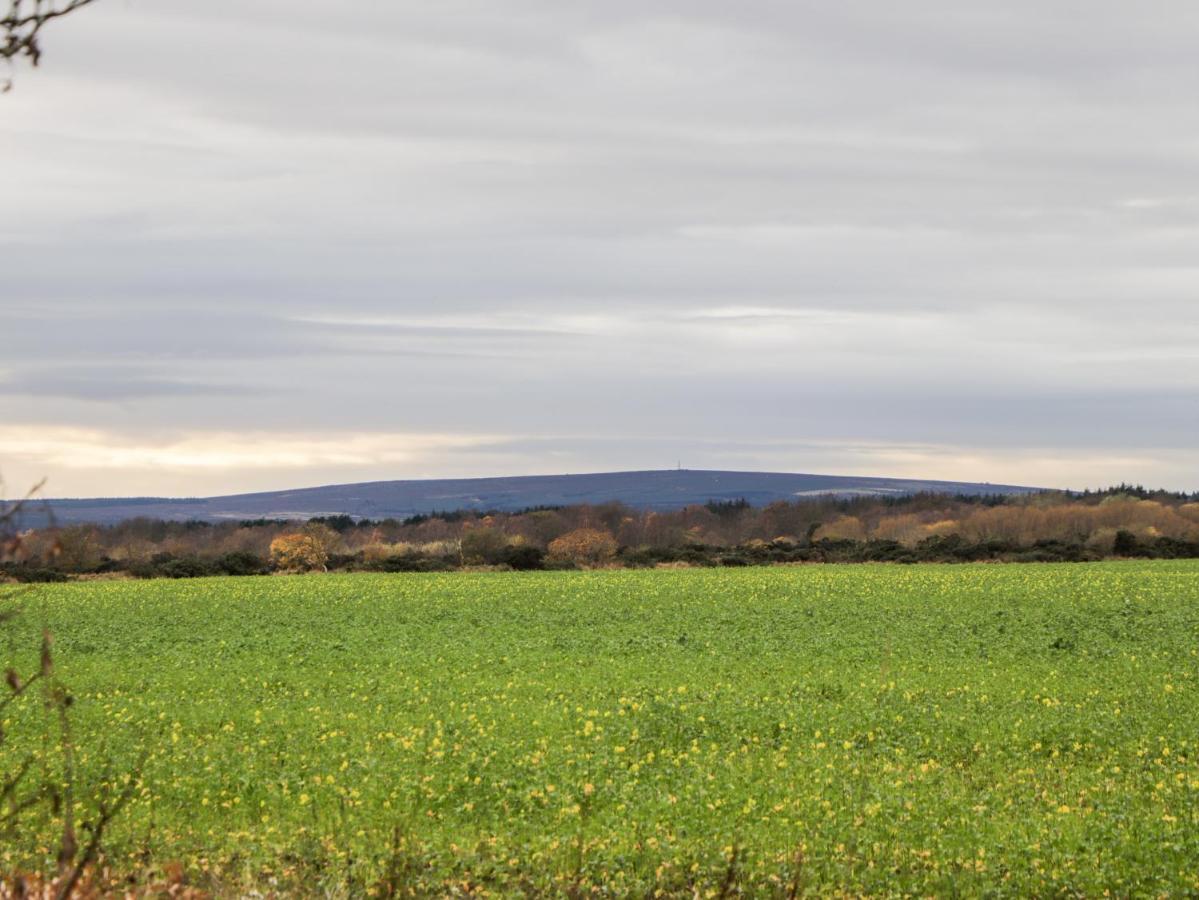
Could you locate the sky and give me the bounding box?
[2,0,1197,497]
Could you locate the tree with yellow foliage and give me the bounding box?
[269,533,328,572]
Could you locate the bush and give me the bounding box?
[858,540,909,562]
[1029,539,1089,562]
[369,555,455,573]
[1113,530,1140,556]
[501,544,545,570]
[547,528,618,566]
[1144,536,1199,559]
[158,556,217,579]
[460,527,509,565]
[619,546,688,568]
[325,553,359,571]
[127,553,179,579]
[0,563,70,583]
[215,551,269,576]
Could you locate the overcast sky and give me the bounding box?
[2,0,1197,497]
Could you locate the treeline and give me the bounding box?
[3,486,1199,581]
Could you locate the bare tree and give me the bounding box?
[2,0,97,90]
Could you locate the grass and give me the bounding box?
[2,562,1198,895]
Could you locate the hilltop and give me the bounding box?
[27,469,1038,525]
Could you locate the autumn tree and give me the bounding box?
[301,521,343,558]
[510,509,567,547]
[814,515,867,542]
[871,513,927,545]
[269,533,328,572]
[547,527,618,566]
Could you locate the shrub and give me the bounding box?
[362,542,403,563]
[0,563,70,583]
[617,546,668,568]
[1113,530,1140,556]
[369,555,455,573]
[858,540,910,562]
[501,544,545,571]
[547,528,618,566]
[216,551,269,576]
[460,527,509,565]
[158,556,217,579]
[127,552,181,579]
[325,553,359,571]
[1145,536,1199,559]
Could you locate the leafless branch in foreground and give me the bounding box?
[2,0,97,90]
[3,477,140,897]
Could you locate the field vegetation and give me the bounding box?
[2,563,1197,894]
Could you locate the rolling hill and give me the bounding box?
[21,469,1041,526]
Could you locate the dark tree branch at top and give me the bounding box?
[2,0,97,90]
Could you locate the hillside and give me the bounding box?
[24,469,1039,525]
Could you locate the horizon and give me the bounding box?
[8,464,1054,503]
[4,1,1198,496]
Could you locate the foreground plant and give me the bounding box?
[2,485,140,897]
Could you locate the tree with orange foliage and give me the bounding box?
[547,527,618,566]
[269,533,328,572]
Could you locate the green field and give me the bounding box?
[3,563,1198,895]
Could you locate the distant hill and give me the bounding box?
[18,469,1041,526]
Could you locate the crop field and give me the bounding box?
[2,562,1198,895]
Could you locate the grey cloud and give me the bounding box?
[0,369,255,402]
[2,0,1198,492]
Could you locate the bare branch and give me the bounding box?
[54,762,142,900]
[0,670,44,714]
[1,0,98,90]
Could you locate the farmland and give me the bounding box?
[2,562,1198,895]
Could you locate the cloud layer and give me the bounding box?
[2,1,1197,495]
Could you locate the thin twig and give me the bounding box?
[2,0,96,90]
[55,765,142,900]
[0,670,44,714]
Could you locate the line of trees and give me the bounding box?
[3,486,1199,581]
